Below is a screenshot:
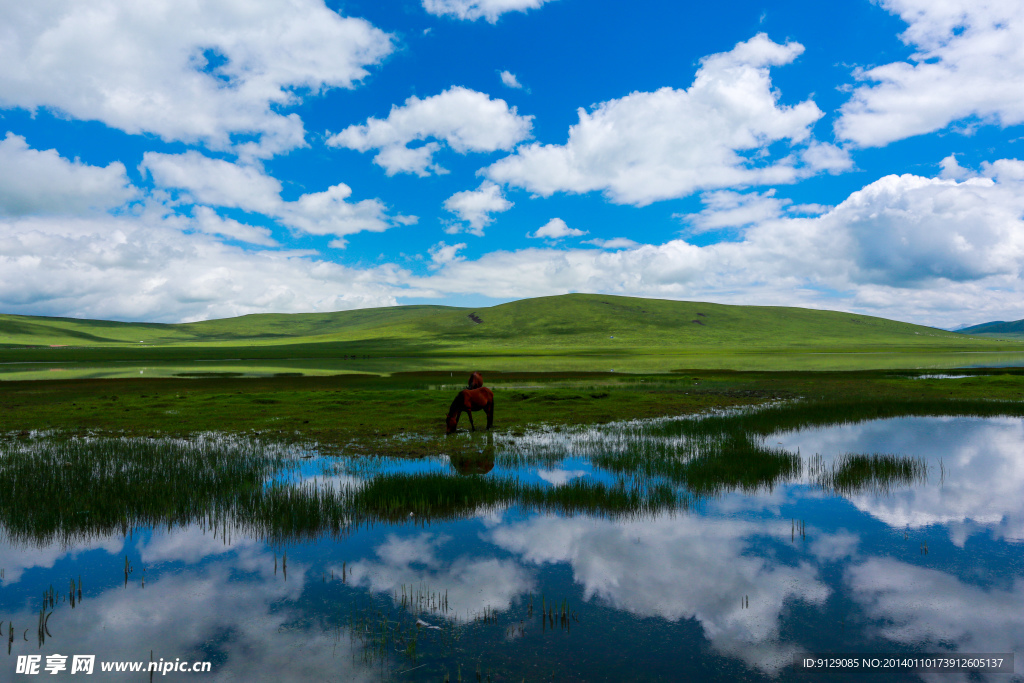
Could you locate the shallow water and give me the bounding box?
[1,414,1022,681]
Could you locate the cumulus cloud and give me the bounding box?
[192,207,279,247]
[340,531,536,619]
[777,416,1024,543]
[536,468,588,486]
[499,70,524,89]
[428,241,467,269]
[422,0,557,23]
[582,237,641,249]
[3,535,381,682]
[141,151,282,214]
[141,151,413,246]
[837,0,1024,147]
[678,189,791,233]
[442,181,512,235]
[486,34,850,206]
[412,163,1024,327]
[326,86,533,176]
[10,149,1024,327]
[488,513,828,672]
[0,0,393,158]
[0,211,408,322]
[527,217,587,240]
[848,557,1024,658]
[0,133,136,215]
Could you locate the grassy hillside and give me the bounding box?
[1,294,1018,369]
[960,318,1024,339]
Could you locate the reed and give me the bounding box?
[817,453,928,495]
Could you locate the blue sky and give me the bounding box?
[1,0,1023,327]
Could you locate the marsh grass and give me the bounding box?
[3,397,1019,545]
[817,453,928,495]
[0,435,287,546]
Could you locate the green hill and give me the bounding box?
[0,294,1006,362]
[960,319,1024,339]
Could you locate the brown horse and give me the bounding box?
[446,387,494,434]
[467,371,483,389]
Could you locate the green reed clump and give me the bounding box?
[0,435,287,546]
[818,453,928,496]
[234,479,355,542]
[351,471,679,523]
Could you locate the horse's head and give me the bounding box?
[445,412,458,434]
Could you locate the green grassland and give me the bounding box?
[3,369,1024,456]
[2,294,1021,377]
[3,294,1023,450]
[960,318,1024,334]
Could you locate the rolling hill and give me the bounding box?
[959,319,1024,338]
[0,294,1008,364]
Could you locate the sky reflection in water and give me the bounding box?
[1,416,1022,681]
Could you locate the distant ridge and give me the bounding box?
[959,319,1024,335]
[0,293,1010,359]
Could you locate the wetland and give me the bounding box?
[2,373,1023,681]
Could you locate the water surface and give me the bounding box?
[2,413,1022,681]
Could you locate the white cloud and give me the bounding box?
[486,34,850,206]
[340,531,536,620]
[0,0,393,157]
[142,151,282,214]
[422,0,557,23]
[527,217,587,240]
[428,241,467,269]
[442,181,513,235]
[3,537,381,682]
[500,70,523,89]
[0,211,408,322]
[0,133,136,215]
[193,207,279,247]
[141,151,413,246]
[848,557,1024,658]
[536,468,587,486]
[488,513,828,672]
[326,86,533,176]
[9,144,1024,327]
[412,163,1024,327]
[582,237,641,249]
[776,416,1024,543]
[837,0,1024,147]
[678,189,790,233]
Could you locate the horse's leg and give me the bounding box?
[485,399,493,430]
[467,410,475,431]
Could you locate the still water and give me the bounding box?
[1,411,1022,681]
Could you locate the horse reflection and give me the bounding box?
[449,451,495,475]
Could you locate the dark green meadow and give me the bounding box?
[3,368,1024,455]
[3,294,1024,455]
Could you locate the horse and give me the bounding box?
[467,371,483,389]
[446,387,494,434]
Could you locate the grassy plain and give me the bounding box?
[3,293,1023,380]
[2,294,1023,452]
[3,293,1019,360]
[3,368,1023,456]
